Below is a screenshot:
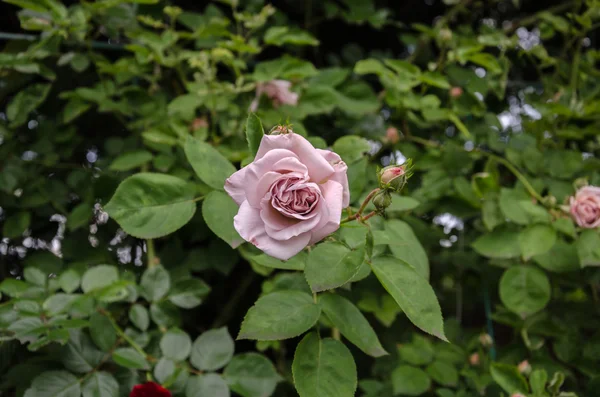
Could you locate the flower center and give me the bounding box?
[270,178,320,218]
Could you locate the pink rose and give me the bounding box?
[570,186,600,228]
[469,353,480,366]
[225,131,349,260]
[517,360,531,374]
[249,80,299,112]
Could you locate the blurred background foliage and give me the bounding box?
[1,0,600,396]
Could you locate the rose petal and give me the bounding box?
[309,180,344,245]
[255,134,335,183]
[234,201,311,260]
[317,149,350,207]
[224,166,248,205]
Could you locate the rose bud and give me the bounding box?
[380,165,406,191]
[517,360,531,374]
[479,333,493,347]
[439,28,453,42]
[469,353,480,366]
[386,127,400,144]
[130,382,171,397]
[373,190,392,212]
[450,87,463,98]
[569,185,600,228]
[191,117,208,131]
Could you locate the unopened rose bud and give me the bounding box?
[380,165,406,191]
[439,28,453,42]
[517,360,531,374]
[479,333,493,347]
[373,191,392,211]
[380,166,405,184]
[469,353,480,366]
[511,394,526,397]
[191,117,208,131]
[386,127,400,144]
[541,195,557,207]
[450,87,463,98]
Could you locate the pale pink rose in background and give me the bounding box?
[469,353,480,366]
[570,186,600,228]
[249,80,299,112]
[225,131,349,260]
[517,360,531,374]
[511,394,526,397]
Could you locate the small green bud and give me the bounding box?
[373,191,392,211]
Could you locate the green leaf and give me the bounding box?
[292,332,357,397]
[23,370,80,397]
[392,365,431,396]
[305,242,364,292]
[67,203,93,231]
[499,266,551,316]
[191,327,235,371]
[319,293,387,357]
[63,99,91,123]
[530,369,548,396]
[250,251,307,270]
[7,83,51,127]
[490,363,529,394]
[104,173,197,239]
[60,330,104,373]
[82,372,119,397]
[43,293,79,315]
[112,347,149,370]
[129,304,150,331]
[3,211,30,239]
[369,256,446,341]
[252,56,317,81]
[186,374,230,397]
[24,267,47,287]
[398,335,434,366]
[81,265,119,293]
[419,72,450,89]
[577,230,600,267]
[202,190,243,248]
[533,240,579,273]
[245,113,264,157]
[89,312,117,351]
[472,227,521,259]
[382,220,429,279]
[161,328,192,361]
[168,279,211,309]
[238,291,321,340]
[264,26,319,46]
[519,224,557,261]
[109,150,153,171]
[184,137,236,191]
[426,360,458,387]
[499,189,530,225]
[223,353,281,397]
[332,136,370,164]
[140,265,171,302]
[387,196,420,212]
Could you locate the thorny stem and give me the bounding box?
[340,188,381,224]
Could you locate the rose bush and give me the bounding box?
[0,0,598,396]
[225,129,349,260]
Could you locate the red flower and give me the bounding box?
[130,382,171,397]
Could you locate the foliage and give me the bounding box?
[1,0,600,396]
